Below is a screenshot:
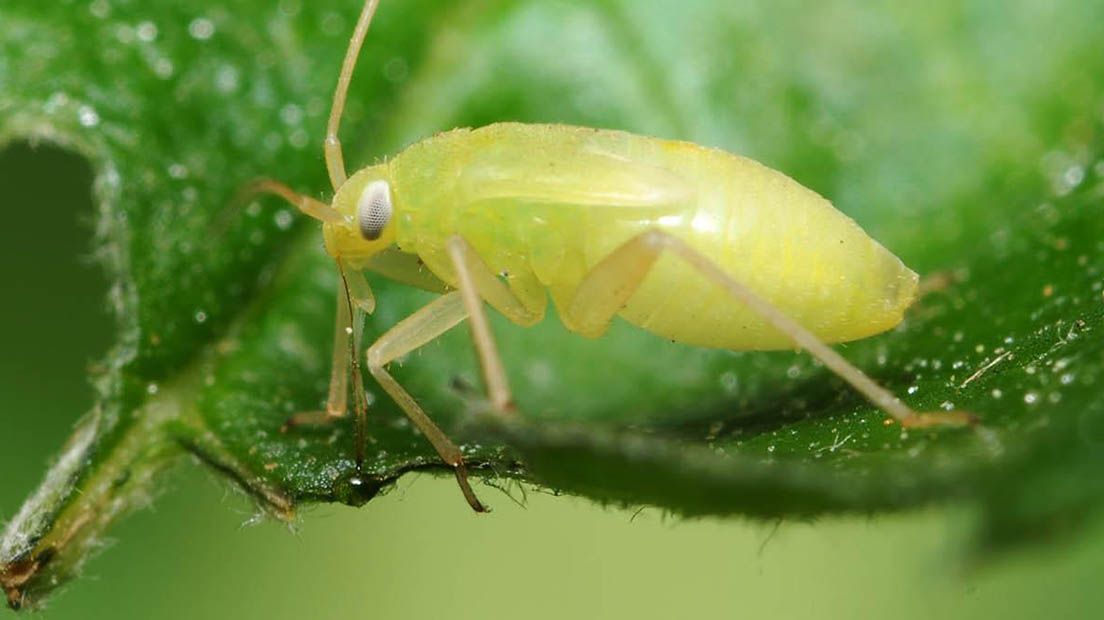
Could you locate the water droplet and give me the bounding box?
[152,57,174,79]
[188,17,215,40]
[289,128,309,149]
[1023,391,1039,405]
[280,103,303,125]
[168,163,188,179]
[274,209,293,230]
[147,382,160,395]
[77,105,100,127]
[719,371,738,392]
[136,21,158,42]
[991,388,1003,399]
[1060,372,1075,385]
[194,310,208,324]
[278,0,302,17]
[321,11,345,36]
[785,365,801,379]
[907,385,919,395]
[44,91,70,113]
[114,23,135,44]
[1061,165,1085,191]
[940,401,955,411]
[766,445,776,453]
[89,0,110,19]
[215,64,240,93]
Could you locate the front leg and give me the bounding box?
[282,263,376,467]
[281,275,358,428]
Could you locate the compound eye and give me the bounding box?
[357,180,392,240]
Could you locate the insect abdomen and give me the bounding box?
[598,143,919,350]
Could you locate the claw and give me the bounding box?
[453,464,489,513]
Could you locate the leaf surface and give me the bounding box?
[2,0,1103,608]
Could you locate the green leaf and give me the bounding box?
[3,0,1103,609]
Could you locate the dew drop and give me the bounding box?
[1023,391,1039,405]
[321,11,344,36]
[153,58,174,79]
[194,310,208,324]
[77,105,100,127]
[280,103,303,125]
[907,385,919,395]
[289,128,309,149]
[188,17,216,40]
[136,20,158,42]
[147,382,160,395]
[991,388,1003,399]
[278,0,302,17]
[274,209,293,230]
[44,91,70,113]
[89,0,110,19]
[215,64,240,93]
[1061,165,1085,191]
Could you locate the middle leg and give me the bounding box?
[444,235,543,415]
[365,292,488,512]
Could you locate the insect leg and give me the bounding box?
[445,236,543,415]
[281,277,357,428]
[325,0,382,190]
[568,230,976,429]
[365,291,488,512]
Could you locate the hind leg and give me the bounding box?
[564,230,975,429]
[444,235,544,415]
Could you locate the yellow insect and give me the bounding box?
[255,0,975,512]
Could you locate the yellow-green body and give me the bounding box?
[324,122,918,350]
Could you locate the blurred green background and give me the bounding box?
[1,142,1102,620]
